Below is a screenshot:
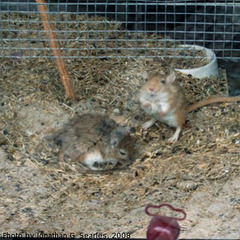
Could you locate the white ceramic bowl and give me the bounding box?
[174,45,219,79]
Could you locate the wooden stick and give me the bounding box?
[35,0,76,100]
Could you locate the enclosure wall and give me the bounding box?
[0,0,240,60]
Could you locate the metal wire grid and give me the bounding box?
[0,0,240,60]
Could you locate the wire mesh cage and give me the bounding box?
[1,2,240,234]
[0,0,240,60]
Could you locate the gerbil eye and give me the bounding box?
[119,149,127,156]
[161,80,166,84]
[111,138,119,147]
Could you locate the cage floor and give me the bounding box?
[0,56,239,238]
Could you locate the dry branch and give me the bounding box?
[35,0,76,100]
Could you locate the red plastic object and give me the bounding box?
[145,203,186,240]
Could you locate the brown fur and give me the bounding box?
[139,71,240,142]
[187,96,240,112]
[47,114,135,170]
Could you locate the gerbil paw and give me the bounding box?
[142,119,156,130]
[167,136,178,143]
[167,127,181,143]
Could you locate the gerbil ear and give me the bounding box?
[166,71,176,84]
[142,71,149,80]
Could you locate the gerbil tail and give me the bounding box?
[186,96,240,112]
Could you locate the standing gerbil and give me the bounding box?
[139,71,240,142]
[47,113,135,171]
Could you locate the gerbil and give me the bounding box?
[47,113,135,171]
[139,71,240,142]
